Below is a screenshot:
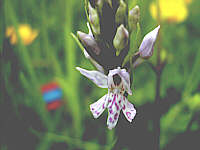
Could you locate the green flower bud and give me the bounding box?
[113,24,129,56]
[128,5,140,32]
[77,31,101,55]
[88,2,100,36]
[115,0,127,26]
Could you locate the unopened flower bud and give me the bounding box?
[88,3,100,36]
[113,24,129,56]
[128,5,140,32]
[115,0,127,25]
[77,31,101,55]
[139,25,160,59]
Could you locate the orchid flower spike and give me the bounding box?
[139,25,160,59]
[76,67,136,130]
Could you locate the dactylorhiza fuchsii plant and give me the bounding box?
[73,0,160,129]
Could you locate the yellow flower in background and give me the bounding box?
[6,24,38,45]
[150,0,190,23]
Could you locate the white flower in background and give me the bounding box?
[76,67,136,130]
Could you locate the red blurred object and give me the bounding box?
[46,100,62,111]
[41,82,59,93]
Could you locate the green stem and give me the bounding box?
[64,0,82,137]
[41,0,63,76]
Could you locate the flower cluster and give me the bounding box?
[75,0,160,129]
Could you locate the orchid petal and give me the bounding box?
[90,94,108,118]
[76,67,108,88]
[108,67,132,95]
[118,69,132,95]
[107,94,121,130]
[107,109,120,130]
[108,67,120,76]
[87,22,93,36]
[90,59,105,74]
[121,77,132,95]
[83,49,91,59]
[139,25,160,59]
[83,49,105,73]
[107,73,114,89]
[122,97,136,122]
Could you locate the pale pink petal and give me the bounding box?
[108,67,132,95]
[122,97,136,122]
[118,69,132,95]
[119,68,130,85]
[107,110,120,130]
[108,67,121,77]
[90,59,105,74]
[90,94,108,118]
[76,67,107,88]
[107,68,121,89]
[87,22,93,36]
[83,49,91,59]
[107,74,114,89]
[120,77,132,95]
[83,50,104,73]
[106,94,122,130]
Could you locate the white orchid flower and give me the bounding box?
[76,67,136,130]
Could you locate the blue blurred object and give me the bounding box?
[40,82,63,111]
[43,88,62,103]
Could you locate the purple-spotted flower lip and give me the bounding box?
[76,66,136,129]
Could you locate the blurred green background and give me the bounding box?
[1,0,200,150]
